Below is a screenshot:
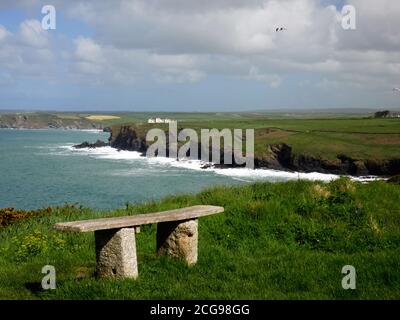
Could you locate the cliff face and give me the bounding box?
[0,113,104,129]
[255,144,400,176]
[108,126,400,176]
[109,125,149,153]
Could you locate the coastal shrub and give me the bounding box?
[12,230,66,261]
[0,207,52,227]
[13,231,49,261]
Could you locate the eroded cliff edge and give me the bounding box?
[107,125,400,177]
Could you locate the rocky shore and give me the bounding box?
[73,140,109,149]
[110,125,400,176]
[254,144,400,176]
[74,125,400,177]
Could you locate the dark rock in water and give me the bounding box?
[73,140,108,149]
[107,125,400,177]
[103,127,111,133]
[387,175,400,184]
[201,163,214,169]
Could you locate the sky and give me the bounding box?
[0,0,399,112]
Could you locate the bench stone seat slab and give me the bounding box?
[53,205,224,232]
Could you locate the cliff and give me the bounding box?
[255,143,400,176]
[108,125,400,177]
[0,113,104,130]
[108,125,149,153]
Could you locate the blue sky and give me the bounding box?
[0,0,399,111]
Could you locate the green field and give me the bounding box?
[177,117,400,160]
[1,179,399,299]
[109,114,400,161]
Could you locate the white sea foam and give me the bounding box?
[145,156,342,181]
[211,167,339,182]
[60,145,142,160]
[77,129,104,133]
[149,157,380,182]
[147,156,208,171]
[57,145,379,182]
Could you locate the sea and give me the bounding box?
[0,129,353,210]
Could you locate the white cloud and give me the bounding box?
[0,20,55,81]
[74,37,105,63]
[0,25,10,42]
[148,54,197,68]
[1,0,400,107]
[18,19,49,48]
[155,68,205,84]
[246,66,282,88]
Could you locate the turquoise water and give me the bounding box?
[0,129,239,209]
[0,129,339,210]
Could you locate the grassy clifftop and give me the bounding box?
[0,112,119,129]
[105,115,400,161]
[0,178,399,299]
[176,117,400,161]
[108,117,400,175]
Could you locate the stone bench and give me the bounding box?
[53,205,224,279]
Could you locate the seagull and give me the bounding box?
[393,87,400,93]
[276,27,287,32]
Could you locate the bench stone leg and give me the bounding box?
[156,219,198,265]
[95,227,138,279]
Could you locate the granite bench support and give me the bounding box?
[54,205,224,279]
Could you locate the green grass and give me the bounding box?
[118,117,400,160]
[1,179,399,300]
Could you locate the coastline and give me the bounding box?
[69,144,380,183]
[105,125,400,178]
[2,124,399,178]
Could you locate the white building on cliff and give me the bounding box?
[148,118,177,124]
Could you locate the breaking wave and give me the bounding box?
[53,145,378,182]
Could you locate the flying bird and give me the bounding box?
[276,27,287,32]
[393,87,400,93]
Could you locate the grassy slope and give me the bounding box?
[1,179,399,300]
[118,117,400,160]
[181,118,400,160]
